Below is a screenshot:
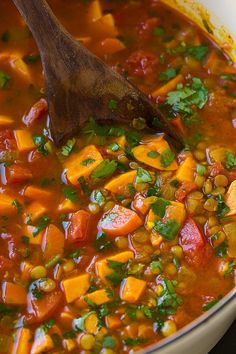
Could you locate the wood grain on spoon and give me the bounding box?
[12,0,184,149]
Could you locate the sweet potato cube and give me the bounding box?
[120,277,146,303]
[225,180,236,216]
[95,251,134,283]
[0,193,17,216]
[87,0,102,22]
[84,288,113,306]
[42,224,65,262]
[58,198,78,213]
[22,226,44,245]
[176,155,196,182]
[99,204,142,236]
[104,170,136,195]
[14,130,35,152]
[2,281,27,305]
[105,315,122,330]
[62,274,90,303]
[31,329,54,354]
[132,137,178,171]
[24,185,53,202]
[12,328,32,354]
[0,115,14,126]
[64,145,103,185]
[24,201,47,224]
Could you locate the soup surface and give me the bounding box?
[0,0,236,353]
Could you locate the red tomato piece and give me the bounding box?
[125,50,158,77]
[175,181,197,202]
[66,210,91,243]
[22,98,48,126]
[180,218,207,268]
[0,130,16,151]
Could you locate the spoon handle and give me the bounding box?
[12,0,70,55]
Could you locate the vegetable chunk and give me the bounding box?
[12,328,32,354]
[99,204,142,236]
[2,281,27,305]
[62,274,90,303]
[120,277,146,303]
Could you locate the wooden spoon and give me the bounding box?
[12,0,184,149]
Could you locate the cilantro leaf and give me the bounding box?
[33,216,50,237]
[94,232,113,252]
[154,219,180,240]
[147,150,160,158]
[203,296,222,311]
[159,68,177,82]
[160,148,175,168]
[186,45,208,61]
[61,138,76,156]
[103,335,117,348]
[80,158,96,166]
[225,151,236,169]
[0,70,11,88]
[151,198,170,218]
[216,195,230,218]
[91,160,117,179]
[62,186,79,202]
[157,279,183,315]
[73,311,96,332]
[136,167,152,184]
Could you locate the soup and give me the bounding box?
[0,0,235,353]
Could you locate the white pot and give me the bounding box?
[142,1,236,353]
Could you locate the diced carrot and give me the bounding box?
[0,193,17,216]
[95,251,134,283]
[24,185,53,202]
[120,277,146,303]
[132,193,149,215]
[176,155,196,182]
[20,261,33,281]
[132,137,178,171]
[5,164,32,184]
[84,288,113,306]
[225,180,236,216]
[64,145,103,185]
[12,328,32,354]
[87,0,102,22]
[84,313,99,334]
[24,201,48,224]
[91,14,119,38]
[99,204,142,236]
[2,281,27,305]
[42,224,65,262]
[104,170,136,195]
[175,181,198,202]
[150,233,163,247]
[22,226,44,245]
[27,291,62,324]
[96,38,125,55]
[0,115,14,126]
[105,315,122,330]
[58,198,78,213]
[31,328,54,354]
[62,274,90,303]
[66,210,91,243]
[14,130,35,152]
[22,98,48,126]
[152,74,184,98]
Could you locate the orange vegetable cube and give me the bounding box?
[64,145,103,185]
[31,329,54,354]
[133,193,149,215]
[42,224,65,262]
[24,201,48,224]
[95,251,134,283]
[99,204,142,236]
[20,261,33,281]
[0,115,14,126]
[24,185,53,202]
[84,288,113,306]
[66,210,91,243]
[91,14,118,38]
[12,328,32,354]
[176,155,196,182]
[105,315,122,330]
[58,198,78,213]
[14,130,35,152]
[96,38,125,55]
[225,180,236,216]
[62,274,90,303]
[87,0,102,22]
[0,193,17,216]
[2,281,27,305]
[120,277,146,303]
[104,170,136,195]
[22,226,44,245]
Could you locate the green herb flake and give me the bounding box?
[63,331,76,339]
[0,304,17,315]
[216,195,230,218]
[203,296,222,311]
[80,158,96,166]
[94,232,113,252]
[33,216,50,237]
[41,319,55,333]
[103,336,117,349]
[153,27,165,36]
[24,54,40,64]
[151,198,170,218]
[147,150,160,158]
[0,70,11,88]
[196,164,207,175]
[69,247,81,259]
[108,99,118,110]
[160,148,175,168]
[220,73,236,82]
[225,151,236,169]
[124,338,147,346]
[202,19,213,34]
[78,176,90,195]
[106,259,127,286]
[157,279,183,315]
[21,235,30,245]
[154,219,180,240]
[62,186,79,203]
[186,45,209,61]
[136,167,152,184]
[33,134,48,156]
[12,199,23,213]
[73,311,96,332]
[91,159,117,179]
[214,240,228,257]
[108,142,120,152]
[159,68,177,82]
[61,138,76,156]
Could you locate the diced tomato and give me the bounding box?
[0,256,14,272]
[66,210,91,243]
[180,218,209,268]
[5,164,33,184]
[26,290,62,324]
[22,98,48,126]
[125,50,158,77]
[137,17,159,40]
[0,130,16,151]
[175,181,198,202]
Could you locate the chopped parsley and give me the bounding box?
[108,142,120,152]
[24,54,40,64]
[157,279,183,315]
[124,338,147,346]
[0,70,11,88]
[94,232,113,252]
[92,189,106,206]
[108,99,118,110]
[80,158,96,166]
[12,199,23,213]
[33,216,50,237]
[159,68,177,82]
[225,151,236,169]
[153,27,165,36]
[40,319,55,333]
[62,186,79,202]
[154,219,180,240]
[73,311,96,332]
[106,260,128,286]
[216,195,230,218]
[147,150,160,158]
[203,296,222,311]
[136,167,152,184]
[160,148,175,168]
[103,335,117,348]
[91,160,117,179]
[33,134,48,156]
[151,198,170,218]
[214,240,228,257]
